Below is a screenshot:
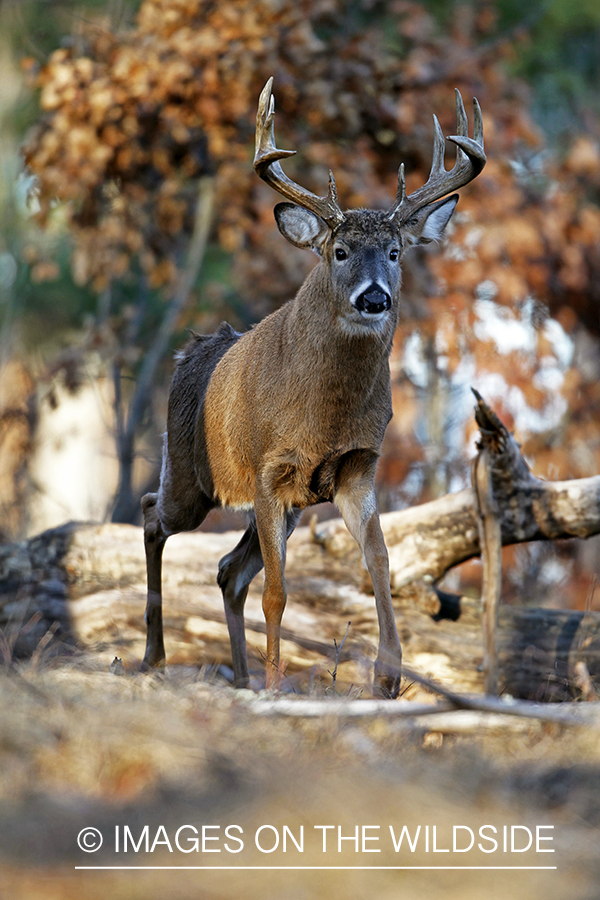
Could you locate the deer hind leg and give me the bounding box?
[218,509,300,689]
[217,520,262,689]
[141,492,168,670]
[141,488,214,671]
[334,452,402,699]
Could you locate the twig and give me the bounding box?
[396,5,549,92]
[0,599,42,667]
[399,662,600,726]
[128,175,215,440]
[327,621,351,694]
[30,621,60,671]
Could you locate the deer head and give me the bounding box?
[254,77,485,332]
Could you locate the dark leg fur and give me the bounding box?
[141,492,167,670]
[141,490,213,670]
[217,521,262,688]
[217,509,301,688]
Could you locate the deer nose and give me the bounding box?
[355,288,392,315]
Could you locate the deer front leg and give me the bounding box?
[141,492,167,670]
[253,487,288,691]
[218,510,301,689]
[334,456,402,698]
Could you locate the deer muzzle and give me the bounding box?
[354,287,392,316]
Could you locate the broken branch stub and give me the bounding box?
[472,393,503,696]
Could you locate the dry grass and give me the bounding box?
[0,655,599,900]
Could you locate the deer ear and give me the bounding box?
[274,203,330,254]
[402,194,458,247]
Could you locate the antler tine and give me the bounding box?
[454,88,468,137]
[431,115,446,174]
[254,78,296,171]
[388,88,486,223]
[472,96,483,146]
[253,78,346,230]
[395,163,407,206]
[452,88,469,166]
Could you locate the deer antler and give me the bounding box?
[253,78,346,230]
[387,89,486,223]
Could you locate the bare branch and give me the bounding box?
[473,437,502,696]
[247,693,600,729]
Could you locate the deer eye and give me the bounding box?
[389,248,399,261]
[334,247,348,261]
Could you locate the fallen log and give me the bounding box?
[0,518,598,700]
[498,604,600,701]
[0,396,599,702]
[315,394,600,591]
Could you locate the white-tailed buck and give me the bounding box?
[141,78,485,697]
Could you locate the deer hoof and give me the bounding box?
[373,658,401,699]
[140,653,166,673]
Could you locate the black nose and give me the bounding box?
[355,289,392,315]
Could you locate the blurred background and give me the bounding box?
[1,0,600,610]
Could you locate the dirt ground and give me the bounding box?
[0,522,599,899]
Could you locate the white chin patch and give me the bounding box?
[349,298,388,322]
[339,312,387,335]
[358,308,387,321]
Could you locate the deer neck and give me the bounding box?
[287,263,397,365]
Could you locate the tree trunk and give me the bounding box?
[110,176,215,524]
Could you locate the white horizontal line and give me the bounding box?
[75,866,558,871]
